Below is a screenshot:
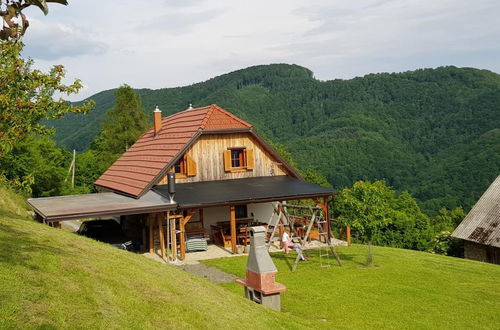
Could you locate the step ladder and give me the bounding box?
[316,217,331,268]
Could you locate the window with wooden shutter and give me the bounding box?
[224,147,254,172]
[245,149,254,170]
[186,155,197,177]
[223,150,232,172]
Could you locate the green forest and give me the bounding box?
[49,64,500,215]
[1,50,498,256]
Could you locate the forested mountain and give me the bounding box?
[49,64,500,214]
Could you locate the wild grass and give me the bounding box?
[202,245,500,329]
[0,186,308,329]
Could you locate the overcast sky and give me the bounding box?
[21,0,500,101]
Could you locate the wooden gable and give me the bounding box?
[159,132,290,184]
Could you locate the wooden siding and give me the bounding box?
[159,133,288,184]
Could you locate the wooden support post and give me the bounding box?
[171,216,177,261]
[141,215,147,253]
[158,213,166,260]
[199,208,204,227]
[148,214,154,254]
[165,212,170,261]
[179,215,186,260]
[346,225,351,246]
[324,197,331,244]
[230,206,237,254]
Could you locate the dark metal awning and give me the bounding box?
[153,176,335,209]
[27,190,176,222]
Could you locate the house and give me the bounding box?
[28,104,336,260]
[452,175,500,264]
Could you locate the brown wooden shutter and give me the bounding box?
[246,149,254,170]
[223,150,232,172]
[186,155,197,177]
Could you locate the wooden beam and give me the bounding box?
[324,197,332,244]
[199,208,204,228]
[158,213,166,260]
[148,214,154,254]
[165,212,170,261]
[180,209,197,259]
[171,216,177,261]
[230,206,237,253]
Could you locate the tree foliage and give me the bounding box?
[49,64,500,215]
[0,41,93,155]
[335,180,466,257]
[93,85,148,156]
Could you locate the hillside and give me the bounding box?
[204,245,500,329]
[0,186,307,328]
[49,64,500,213]
[1,187,498,329]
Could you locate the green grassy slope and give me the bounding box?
[203,246,500,329]
[0,186,307,329]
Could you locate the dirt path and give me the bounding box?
[180,263,237,284]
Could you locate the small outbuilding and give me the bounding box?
[452,175,500,264]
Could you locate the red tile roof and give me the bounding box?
[95,104,252,197]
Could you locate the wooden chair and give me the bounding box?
[237,226,250,246]
[219,229,232,249]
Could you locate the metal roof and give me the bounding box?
[452,175,500,248]
[153,176,335,209]
[95,104,252,198]
[27,190,176,222]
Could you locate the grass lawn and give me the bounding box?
[0,186,309,329]
[202,245,500,329]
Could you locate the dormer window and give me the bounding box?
[224,147,254,172]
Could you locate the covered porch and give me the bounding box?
[152,176,345,260]
[27,176,349,263]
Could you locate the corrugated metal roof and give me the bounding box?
[27,190,176,222]
[452,175,500,248]
[95,104,252,198]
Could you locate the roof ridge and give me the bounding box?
[210,104,252,128]
[200,105,216,130]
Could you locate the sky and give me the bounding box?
[20,0,500,101]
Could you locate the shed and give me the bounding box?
[452,175,500,264]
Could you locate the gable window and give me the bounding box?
[174,158,186,175]
[224,147,254,172]
[173,155,197,178]
[231,148,245,168]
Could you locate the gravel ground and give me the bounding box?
[180,263,237,284]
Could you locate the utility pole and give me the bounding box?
[65,149,76,188]
[71,149,75,188]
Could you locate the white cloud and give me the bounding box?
[17,0,500,101]
[23,18,107,60]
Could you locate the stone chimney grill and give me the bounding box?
[236,226,286,311]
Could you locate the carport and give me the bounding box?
[28,190,177,257]
[27,190,176,223]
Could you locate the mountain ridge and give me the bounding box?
[48,64,500,213]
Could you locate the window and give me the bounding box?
[224,148,254,172]
[174,158,186,175]
[231,148,245,168]
[235,205,248,219]
[172,155,197,177]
